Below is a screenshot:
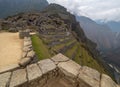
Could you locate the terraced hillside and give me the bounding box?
[30,15,106,73]
[0,4,109,74]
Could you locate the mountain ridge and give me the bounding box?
[0,0,48,18]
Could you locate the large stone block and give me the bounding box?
[51,53,69,64]
[24,37,31,41]
[38,59,56,74]
[78,66,100,87]
[0,72,11,87]
[0,64,19,74]
[101,74,117,87]
[23,46,32,52]
[27,63,42,82]
[19,57,31,67]
[9,69,27,87]
[58,60,81,78]
[19,30,30,39]
[27,50,35,59]
[22,51,27,58]
[23,41,32,47]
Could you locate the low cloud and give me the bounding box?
[47,0,120,22]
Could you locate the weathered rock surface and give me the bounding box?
[101,74,117,87]
[51,53,69,64]
[27,63,42,81]
[78,66,100,87]
[58,60,81,78]
[23,41,32,47]
[27,50,35,59]
[0,72,11,87]
[24,37,31,41]
[19,30,30,39]
[23,46,32,52]
[38,59,56,74]
[9,69,27,87]
[0,64,19,74]
[19,57,31,67]
[22,51,27,58]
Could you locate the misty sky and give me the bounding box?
[47,0,120,22]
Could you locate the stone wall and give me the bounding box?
[19,29,30,39]
[0,53,119,87]
[0,31,36,74]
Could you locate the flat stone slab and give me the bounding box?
[0,72,11,87]
[101,74,117,87]
[78,66,100,87]
[58,60,81,78]
[51,53,69,63]
[0,64,19,74]
[27,50,35,58]
[10,69,27,87]
[38,59,56,74]
[19,57,31,67]
[27,63,42,82]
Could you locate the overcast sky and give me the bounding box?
[47,0,120,22]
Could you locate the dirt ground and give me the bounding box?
[0,32,23,69]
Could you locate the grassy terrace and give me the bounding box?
[65,43,78,58]
[52,39,76,50]
[31,34,107,74]
[31,34,51,60]
[73,43,106,73]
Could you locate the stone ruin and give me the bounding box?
[0,32,36,75]
[19,29,30,39]
[0,53,120,87]
[0,30,120,87]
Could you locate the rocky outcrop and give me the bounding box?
[0,53,119,87]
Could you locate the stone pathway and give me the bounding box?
[0,32,23,69]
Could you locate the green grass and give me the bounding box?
[65,43,78,58]
[53,39,76,50]
[31,34,108,74]
[74,43,106,73]
[31,34,51,60]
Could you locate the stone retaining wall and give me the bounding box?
[0,31,36,74]
[19,36,36,67]
[0,53,119,87]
